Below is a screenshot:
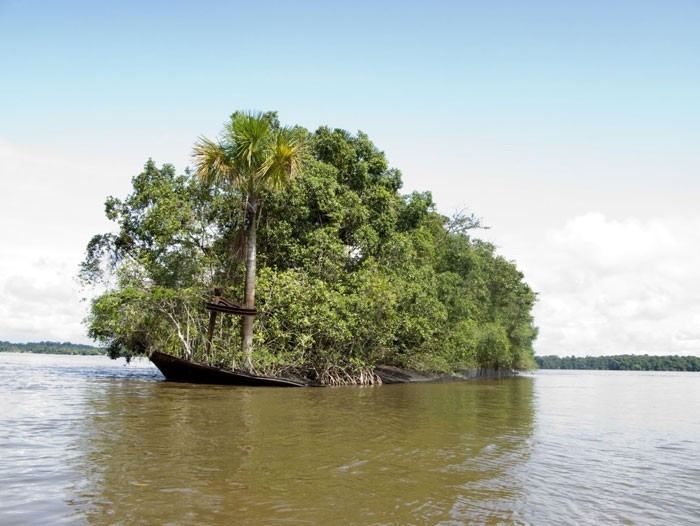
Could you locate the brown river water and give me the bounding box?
[1,353,699,525]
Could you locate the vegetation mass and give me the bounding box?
[0,341,104,355]
[536,354,700,372]
[80,111,537,384]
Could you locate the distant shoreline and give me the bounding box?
[536,354,700,372]
[0,341,105,356]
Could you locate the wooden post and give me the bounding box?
[206,310,217,360]
[205,287,224,361]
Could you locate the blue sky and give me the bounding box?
[1,1,699,355]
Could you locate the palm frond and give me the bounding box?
[230,111,271,169]
[259,128,306,191]
[196,112,306,197]
[232,227,247,261]
[191,137,235,185]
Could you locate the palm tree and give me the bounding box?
[192,111,305,370]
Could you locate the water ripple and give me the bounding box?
[1,356,699,525]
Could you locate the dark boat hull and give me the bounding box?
[149,351,307,387]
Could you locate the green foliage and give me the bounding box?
[536,354,700,371]
[79,160,235,289]
[191,111,307,369]
[0,341,104,355]
[81,113,538,383]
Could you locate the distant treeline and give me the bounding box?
[536,354,700,372]
[0,341,104,355]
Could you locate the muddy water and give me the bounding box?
[1,353,699,525]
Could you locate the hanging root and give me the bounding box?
[318,365,382,386]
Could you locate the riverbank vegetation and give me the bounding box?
[0,341,104,355]
[80,111,537,384]
[536,354,700,371]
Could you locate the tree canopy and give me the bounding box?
[0,341,104,355]
[536,354,700,371]
[80,112,538,384]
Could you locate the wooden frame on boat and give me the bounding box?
[149,288,308,387]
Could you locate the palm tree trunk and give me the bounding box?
[241,199,258,370]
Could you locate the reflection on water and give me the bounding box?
[72,375,535,525]
[2,354,700,525]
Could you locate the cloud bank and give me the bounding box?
[529,213,700,357]
[0,139,131,345]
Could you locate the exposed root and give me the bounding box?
[316,365,382,386]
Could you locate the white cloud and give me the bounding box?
[525,213,700,357]
[0,139,135,344]
[0,262,89,344]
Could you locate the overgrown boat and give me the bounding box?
[149,350,308,387]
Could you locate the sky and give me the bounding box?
[1,0,699,356]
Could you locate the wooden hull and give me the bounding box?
[149,351,307,387]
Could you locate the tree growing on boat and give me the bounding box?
[80,112,537,384]
[192,111,305,370]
